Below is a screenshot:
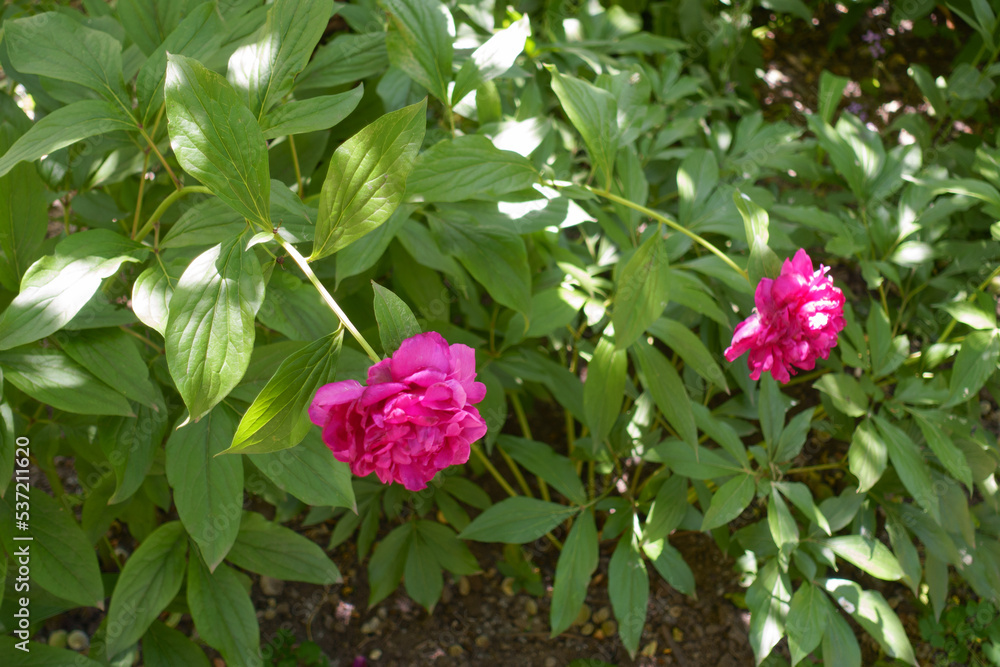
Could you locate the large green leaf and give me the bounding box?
[747,560,791,665]
[105,522,188,657]
[584,333,627,445]
[821,578,916,665]
[227,512,341,585]
[733,191,781,285]
[58,328,158,407]
[259,87,363,139]
[643,475,688,544]
[0,347,133,416]
[815,372,869,418]
[131,259,184,337]
[368,523,414,606]
[247,428,355,509]
[142,621,211,667]
[613,234,669,349]
[608,531,649,658]
[0,491,104,609]
[874,414,940,524]
[701,472,756,531]
[4,13,129,106]
[452,16,530,104]
[647,317,727,391]
[165,236,265,421]
[372,283,421,355]
[848,418,886,493]
[821,611,862,667]
[0,637,105,667]
[404,522,443,611]
[821,535,904,581]
[910,410,973,490]
[498,435,587,505]
[257,270,339,342]
[0,123,46,291]
[786,582,833,666]
[458,497,577,543]
[311,98,426,259]
[945,329,1000,407]
[548,67,619,187]
[228,330,343,454]
[165,53,271,228]
[227,0,334,118]
[296,33,389,91]
[165,408,244,571]
[187,559,261,666]
[406,135,537,203]
[632,339,698,449]
[429,213,531,314]
[99,386,169,504]
[644,538,695,596]
[382,0,454,104]
[0,230,147,350]
[549,510,598,636]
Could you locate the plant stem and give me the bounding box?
[133,185,212,241]
[277,238,381,363]
[509,392,550,501]
[580,185,750,282]
[120,325,164,354]
[785,461,845,475]
[500,447,534,497]
[132,150,152,238]
[288,134,304,199]
[139,126,181,190]
[472,444,517,497]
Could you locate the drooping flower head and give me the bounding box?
[724,249,845,384]
[309,332,488,491]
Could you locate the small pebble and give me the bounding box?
[360,617,381,634]
[580,622,595,636]
[259,576,284,596]
[573,603,592,627]
[524,598,538,616]
[600,620,617,636]
[641,641,658,657]
[593,629,605,640]
[263,609,277,620]
[48,630,68,648]
[545,658,558,667]
[447,644,464,657]
[67,630,89,651]
[668,606,682,619]
[459,576,471,596]
[474,635,490,648]
[500,577,516,597]
[672,627,684,641]
[369,648,382,660]
[592,606,611,624]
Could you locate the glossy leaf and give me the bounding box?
[821,535,904,581]
[874,415,940,524]
[459,497,577,543]
[498,435,587,505]
[550,511,599,636]
[0,347,133,416]
[382,0,454,103]
[59,328,158,407]
[227,512,341,585]
[786,582,832,665]
[632,339,698,449]
[0,123,46,291]
[406,135,537,203]
[848,418,886,493]
[452,16,530,104]
[608,531,648,658]
[368,523,414,606]
[701,473,755,531]
[821,578,916,665]
[143,621,211,667]
[259,86,363,140]
[613,234,669,349]
[187,558,261,666]
[373,283,421,355]
[945,329,1000,407]
[247,428,356,510]
[584,333,627,445]
[548,66,619,187]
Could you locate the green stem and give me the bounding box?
[938,264,1000,344]
[288,134,304,199]
[509,392,550,501]
[472,444,517,497]
[277,238,381,363]
[139,126,181,190]
[580,185,750,282]
[133,185,212,241]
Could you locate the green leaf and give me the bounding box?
[768,486,799,557]
[259,87,363,140]
[165,235,265,421]
[821,535,904,581]
[822,611,861,667]
[547,66,619,187]
[247,428,356,510]
[817,70,850,124]
[105,522,187,657]
[648,318,727,391]
[257,270,338,342]
[701,472,756,531]
[458,497,576,543]
[848,418,886,493]
[945,329,1000,407]
[0,402,13,498]
[609,531,649,658]
[143,621,211,667]
[429,213,531,314]
[229,330,343,454]
[0,230,147,350]
[942,301,996,331]
[165,408,244,571]
[815,373,869,417]
[632,339,697,449]
[821,578,916,665]
[372,283,421,355]
[404,523,442,611]
[498,435,587,505]
[644,538,695,596]
[165,53,271,228]
[131,260,183,336]
[874,415,940,524]
[0,637,105,667]
[733,191,781,284]
[0,123,46,291]
[99,388,169,504]
[368,523,414,606]
[227,512,341,585]
[58,328,158,407]
[786,582,833,666]
[452,15,530,104]
[651,439,743,479]
[643,475,688,544]
[296,32,389,92]
[584,333,627,445]
[910,409,973,491]
[187,559,261,666]
[774,481,831,535]
[311,98,426,260]
[747,560,791,665]
[406,135,537,203]
[227,0,334,118]
[0,491,104,609]
[0,347,133,416]
[414,520,479,576]
[758,375,788,451]
[613,234,669,349]
[382,0,454,104]
[4,13,129,105]
[550,510,599,636]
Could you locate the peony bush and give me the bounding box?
[1,0,1000,665]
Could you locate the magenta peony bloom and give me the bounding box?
[309,332,488,491]
[724,249,846,384]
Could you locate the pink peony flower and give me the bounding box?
[309,332,488,491]
[724,249,846,384]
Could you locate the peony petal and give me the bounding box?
[448,343,478,382]
[309,380,364,427]
[390,331,451,381]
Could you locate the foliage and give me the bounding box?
[2,0,1000,665]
